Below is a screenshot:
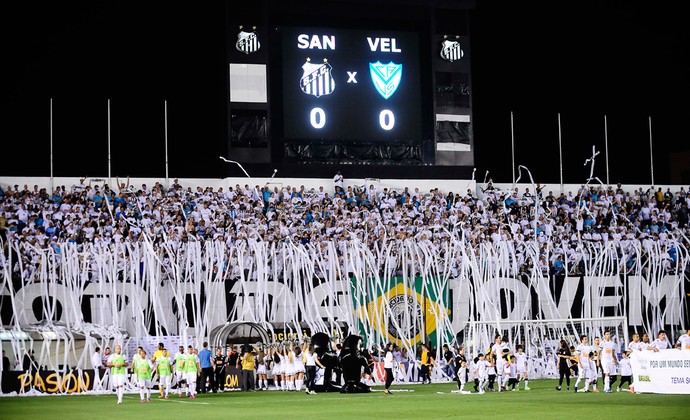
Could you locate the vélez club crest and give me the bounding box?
[369,61,402,100]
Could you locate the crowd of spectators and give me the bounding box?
[0,176,688,281]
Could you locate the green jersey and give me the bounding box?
[135,358,152,380]
[109,354,126,375]
[157,357,172,376]
[175,352,186,370]
[184,354,199,373]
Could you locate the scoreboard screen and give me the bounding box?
[280,27,423,143]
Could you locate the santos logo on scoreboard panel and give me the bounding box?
[370,61,402,100]
[300,58,335,98]
[236,27,260,54]
[440,39,463,63]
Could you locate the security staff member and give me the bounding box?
[198,342,213,393]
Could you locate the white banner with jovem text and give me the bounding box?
[631,349,690,394]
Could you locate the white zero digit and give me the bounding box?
[310,107,326,129]
[379,109,394,130]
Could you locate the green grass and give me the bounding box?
[0,380,688,419]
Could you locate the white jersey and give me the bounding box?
[257,356,268,375]
[677,334,690,350]
[593,343,602,361]
[508,363,517,379]
[283,353,295,375]
[607,362,619,376]
[272,354,283,375]
[618,359,632,376]
[492,342,509,364]
[293,352,305,373]
[91,352,103,369]
[576,344,593,362]
[132,353,142,378]
[577,351,591,379]
[638,341,653,351]
[384,352,395,369]
[650,338,671,350]
[515,352,527,372]
[469,363,478,379]
[476,360,490,378]
[304,351,316,367]
[587,359,598,381]
[600,339,617,361]
[627,340,643,351]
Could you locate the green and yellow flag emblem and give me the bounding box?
[351,276,451,347]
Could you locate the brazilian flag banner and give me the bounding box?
[351,276,451,347]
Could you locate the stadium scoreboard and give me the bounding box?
[280,27,423,143]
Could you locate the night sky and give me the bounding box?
[2,1,688,185]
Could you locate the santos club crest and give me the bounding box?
[387,294,423,341]
[236,27,260,54]
[353,280,451,347]
[300,58,335,98]
[440,39,464,62]
[369,61,402,100]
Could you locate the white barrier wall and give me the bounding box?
[0,176,477,196]
[1,176,686,198]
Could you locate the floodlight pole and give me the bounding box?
[510,111,516,184]
[648,116,654,186]
[558,113,563,194]
[50,98,54,193]
[107,99,112,186]
[165,100,169,188]
[604,114,610,186]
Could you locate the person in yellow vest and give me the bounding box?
[106,344,128,405]
[241,347,256,392]
[156,349,173,399]
[655,187,664,203]
[419,343,434,384]
[135,349,154,403]
[152,342,165,397]
[184,346,201,399]
[173,345,186,397]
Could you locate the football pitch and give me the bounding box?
[0,380,688,419]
